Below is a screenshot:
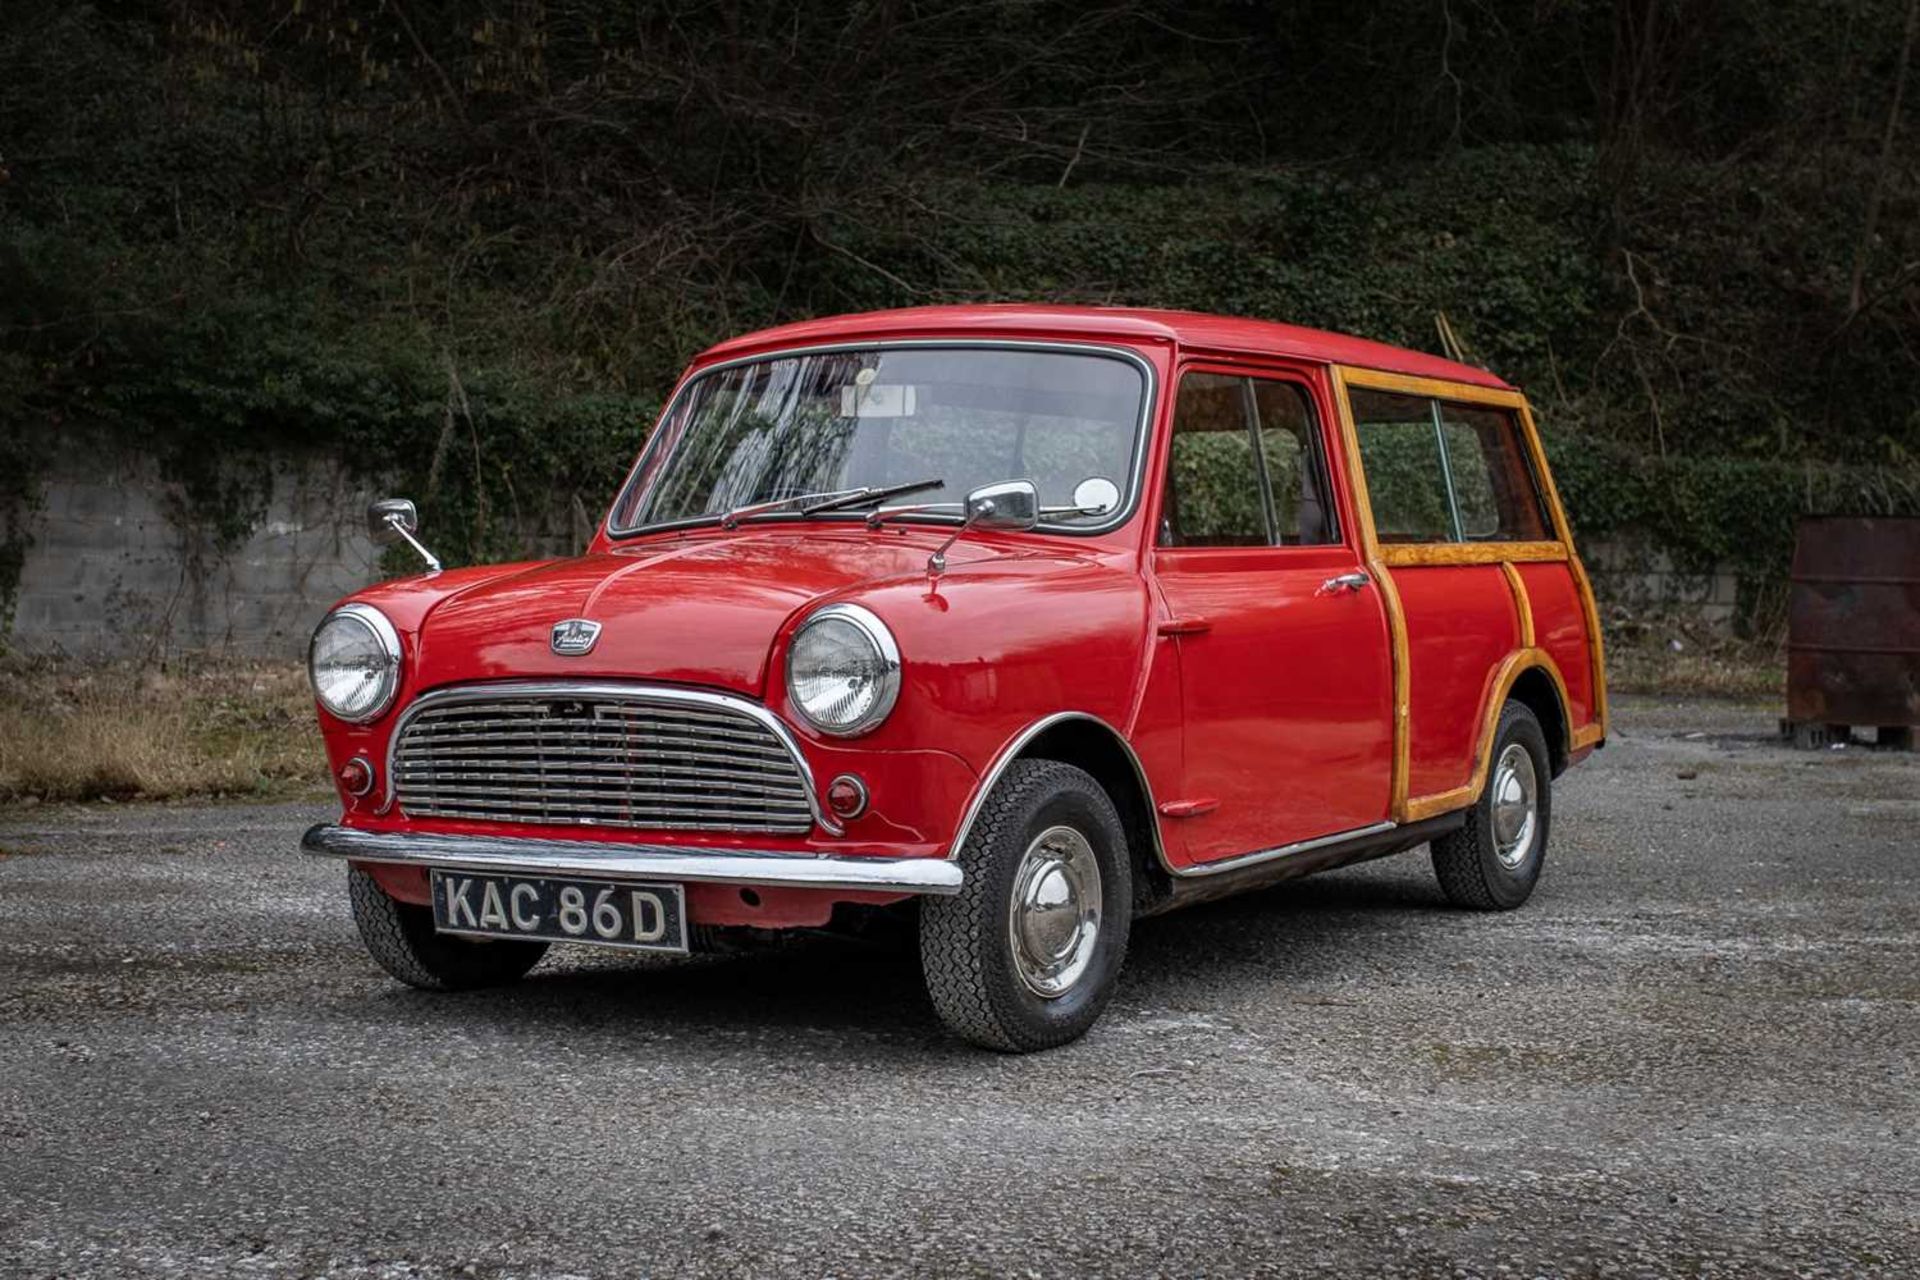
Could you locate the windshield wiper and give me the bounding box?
[718,486,868,530]
[800,478,945,516]
[712,478,946,530]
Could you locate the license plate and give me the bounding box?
[430,870,689,954]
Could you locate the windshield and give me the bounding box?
[609,346,1147,533]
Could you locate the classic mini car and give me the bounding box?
[303,305,1607,1051]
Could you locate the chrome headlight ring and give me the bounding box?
[308,603,403,724]
[785,603,901,737]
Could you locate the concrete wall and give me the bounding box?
[1582,538,1745,630]
[1,450,1747,659]
[4,448,382,660]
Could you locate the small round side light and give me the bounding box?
[339,756,375,799]
[825,774,869,821]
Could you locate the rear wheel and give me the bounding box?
[920,760,1132,1052]
[348,867,548,990]
[1430,701,1551,910]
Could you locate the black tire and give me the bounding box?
[1430,701,1552,910]
[919,760,1132,1052]
[347,867,548,990]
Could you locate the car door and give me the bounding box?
[1148,365,1395,867]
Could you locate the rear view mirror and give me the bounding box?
[367,497,441,573]
[964,480,1040,532]
[367,498,419,546]
[927,480,1041,577]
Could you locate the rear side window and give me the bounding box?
[1348,389,1455,543]
[1351,387,1551,544]
[1438,403,1551,541]
[1160,373,1338,548]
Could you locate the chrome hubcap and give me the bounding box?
[1008,825,1103,998]
[1490,743,1539,869]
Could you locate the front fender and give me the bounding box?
[774,551,1156,779]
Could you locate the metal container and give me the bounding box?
[1786,516,1920,746]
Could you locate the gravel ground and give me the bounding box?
[1,696,1916,1279]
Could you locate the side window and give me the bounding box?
[1251,379,1338,545]
[1162,374,1265,546]
[1160,373,1338,547]
[1350,389,1455,543]
[1437,403,1551,541]
[1351,388,1553,544]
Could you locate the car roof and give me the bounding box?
[694,304,1513,390]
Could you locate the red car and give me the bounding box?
[304,305,1607,1051]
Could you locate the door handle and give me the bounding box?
[1319,572,1371,595]
[1158,616,1213,636]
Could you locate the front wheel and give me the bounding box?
[920,760,1132,1052]
[348,867,548,990]
[1430,700,1552,910]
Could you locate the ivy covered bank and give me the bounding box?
[3,2,1917,645]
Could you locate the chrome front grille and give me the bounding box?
[391,685,818,834]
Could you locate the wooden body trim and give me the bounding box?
[1512,399,1608,740]
[1500,561,1535,648]
[1380,541,1567,567]
[1335,367,1530,409]
[1327,365,1411,819]
[1401,647,1575,823]
[1329,362,1606,825]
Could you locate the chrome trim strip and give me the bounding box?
[605,339,1159,540]
[1172,821,1399,879]
[377,680,843,836]
[948,712,1171,870]
[303,824,961,895]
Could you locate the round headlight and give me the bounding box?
[308,604,402,723]
[786,604,900,736]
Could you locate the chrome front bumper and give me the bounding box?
[301,824,964,895]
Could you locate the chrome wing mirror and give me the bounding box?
[367,497,442,573]
[929,480,1039,576]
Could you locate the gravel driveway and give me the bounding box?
[2,696,1916,1278]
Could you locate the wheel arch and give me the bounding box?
[1403,647,1574,823]
[1470,648,1574,791]
[950,712,1173,913]
[1508,663,1571,777]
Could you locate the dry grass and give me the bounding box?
[0,657,328,804]
[0,620,1783,807]
[1603,612,1785,700]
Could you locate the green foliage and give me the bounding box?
[1167,429,1265,543]
[1544,426,1920,577]
[2,0,1916,612]
[1358,422,1459,544]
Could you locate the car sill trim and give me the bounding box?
[1170,820,1399,878]
[302,824,963,895]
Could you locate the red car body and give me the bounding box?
[306,305,1606,1046]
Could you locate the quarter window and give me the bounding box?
[1438,402,1551,541]
[1348,389,1455,543]
[1160,373,1339,548]
[1351,388,1551,544]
